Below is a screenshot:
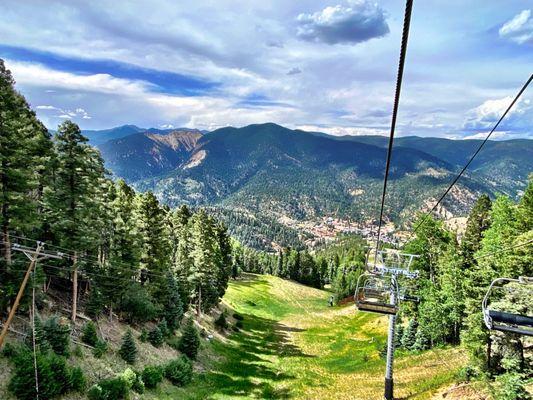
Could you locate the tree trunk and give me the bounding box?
[71,253,78,322]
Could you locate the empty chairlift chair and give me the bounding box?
[482,276,533,336]
[355,273,398,315]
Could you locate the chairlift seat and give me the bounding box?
[488,310,533,327]
[486,310,533,336]
[482,276,533,337]
[356,300,397,315]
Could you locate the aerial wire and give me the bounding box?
[374,0,414,264]
[409,74,533,238]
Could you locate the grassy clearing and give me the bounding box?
[161,273,466,399]
[0,274,466,399]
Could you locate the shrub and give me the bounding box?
[158,319,170,338]
[139,328,148,343]
[412,327,430,351]
[132,371,145,394]
[141,365,164,389]
[8,348,83,400]
[119,284,159,323]
[235,320,244,329]
[214,313,228,331]
[82,321,99,347]
[2,342,22,358]
[493,372,530,400]
[120,368,137,389]
[178,319,200,360]
[68,367,86,392]
[164,356,193,386]
[93,339,108,358]
[87,377,129,400]
[72,344,83,358]
[148,326,164,348]
[401,319,418,350]
[43,316,70,356]
[85,289,105,318]
[119,330,137,364]
[457,365,478,383]
[233,313,244,321]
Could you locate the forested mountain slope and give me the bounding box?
[101,123,515,223]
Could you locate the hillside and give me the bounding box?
[94,123,533,249]
[0,274,469,400]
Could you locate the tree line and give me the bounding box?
[400,179,532,398]
[0,59,232,324]
[234,235,367,299]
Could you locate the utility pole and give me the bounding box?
[384,275,398,400]
[356,249,419,400]
[0,242,64,349]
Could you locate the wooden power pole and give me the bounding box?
[0,242,64,349]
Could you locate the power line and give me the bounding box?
[2,234,175,282]
[410,74,533,237]
[374,0,414,262]
[475,238,533,261]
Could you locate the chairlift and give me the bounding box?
[482,276,533,336]
[355,273,398,315]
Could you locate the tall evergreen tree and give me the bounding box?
[189,210,218,313]
[45,120,103,253]
[0,60,52,267]
[134,191,169,289]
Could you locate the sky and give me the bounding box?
[1,0,532,138]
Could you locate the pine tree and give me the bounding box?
[413,327,430,351]
[45,120,103,252]
[171,205,193,307]
[82,321,99,347]
[98,179,140,315]
[178,319,200,360]
[164,273,184,331]
[394,323,404,349]
[0,60,53,271]
[134,191,170,292]
[119,330,137,364]
[148,326,164,347]
[189,210,218,313]
[401,319,418,350]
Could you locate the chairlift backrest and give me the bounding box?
[355,273,398,316]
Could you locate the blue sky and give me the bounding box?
[1,0,532,138]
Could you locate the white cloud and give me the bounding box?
[463,96,533,132]
[463,131,509,140]
[7,60,151,95]
[36,105,59,110]
[499,10,533,45]
[296,124,388,137]
[296,1,389,45]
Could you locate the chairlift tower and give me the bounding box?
[355,248,419,400]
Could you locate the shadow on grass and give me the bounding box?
[199,306,315,398]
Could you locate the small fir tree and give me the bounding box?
[401,319,418,350]
[82,321,99,347]
[178,319,200,360]
[148,326,164,348]
[119,330,137,364]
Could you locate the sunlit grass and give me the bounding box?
[147,274,466,399]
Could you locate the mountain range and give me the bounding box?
[93,123,533,249]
